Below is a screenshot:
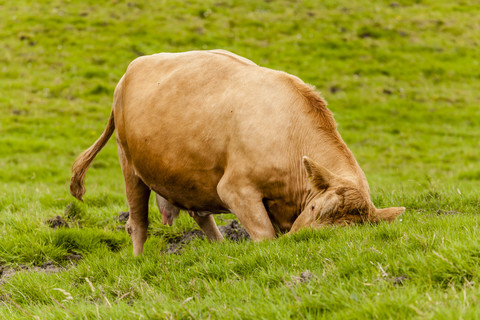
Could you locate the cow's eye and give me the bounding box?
[311,204,315,211]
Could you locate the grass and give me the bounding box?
[1,0,480,318]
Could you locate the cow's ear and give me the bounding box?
[302,156,339,190]
[370,207,405,223]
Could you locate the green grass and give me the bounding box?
[1,0,480,318]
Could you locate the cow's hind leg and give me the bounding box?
[217,175,276,241]
[118,146,151,255]
[190,212,224,241]
[156,194,224,241]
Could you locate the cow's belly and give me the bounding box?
[128,141,229,212]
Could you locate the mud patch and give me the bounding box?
[391,275,409,286]
[165,220,250,254]
[291,270,314,285]
[284,270,314,291]
[0,253,84,284]
[436,209,463,215]
[63,253,83,262]
[112,212,129,231]
[329,85,342,94]
[218,220,250,242]
[375,272,409,286]
[40,261,62,272]
[45,216,69,229]
[117,211,130,222]
[0,262,66,285]
[0,266,17,285]
[166,229,205,254]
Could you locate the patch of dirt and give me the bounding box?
[117,211,129,222]
[45,216,69,229]
[110,211,129,230]
[329,85,342,94]
[218,220,250,242]
[291,270,314,285]
[375,273,409,286]
[166,230,205,254]
[0,266,17,285]
[436,209,462,215]
[359,31,373,38]
[63,253,83,262]
[12,109,27,115]
[40,261,62,272]
[180,229,205,243]
[165,220,250,254]
[391,275,408,286]
[0,262,67,285]
[0,253,84,285]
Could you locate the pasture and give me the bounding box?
[1,0,480,318]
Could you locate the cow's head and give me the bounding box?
[290,157,404,232]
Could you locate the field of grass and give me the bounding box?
[1,0,480,318]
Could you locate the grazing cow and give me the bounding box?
[70,50,404,255]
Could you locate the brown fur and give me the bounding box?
[284,74,336,131]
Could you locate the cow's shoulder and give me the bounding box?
[277,72,336,131]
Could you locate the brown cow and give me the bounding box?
[70,50,404,255]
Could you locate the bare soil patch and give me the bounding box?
[166,229,205,254]
[391,275,409,286]
[0,255,83,285]
[1,262,61,285]
[291,270,314,285]
[45,216,69,229]
[166,219,250,254]
[117,211,130,222]
[436,209,463,215]
[218,219,250,242]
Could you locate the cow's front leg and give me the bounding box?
[217,176,276,241]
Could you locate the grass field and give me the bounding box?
[1,0,480,318]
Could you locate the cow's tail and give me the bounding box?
[70,110,115,201]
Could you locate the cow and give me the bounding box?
[70,49,405,255]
